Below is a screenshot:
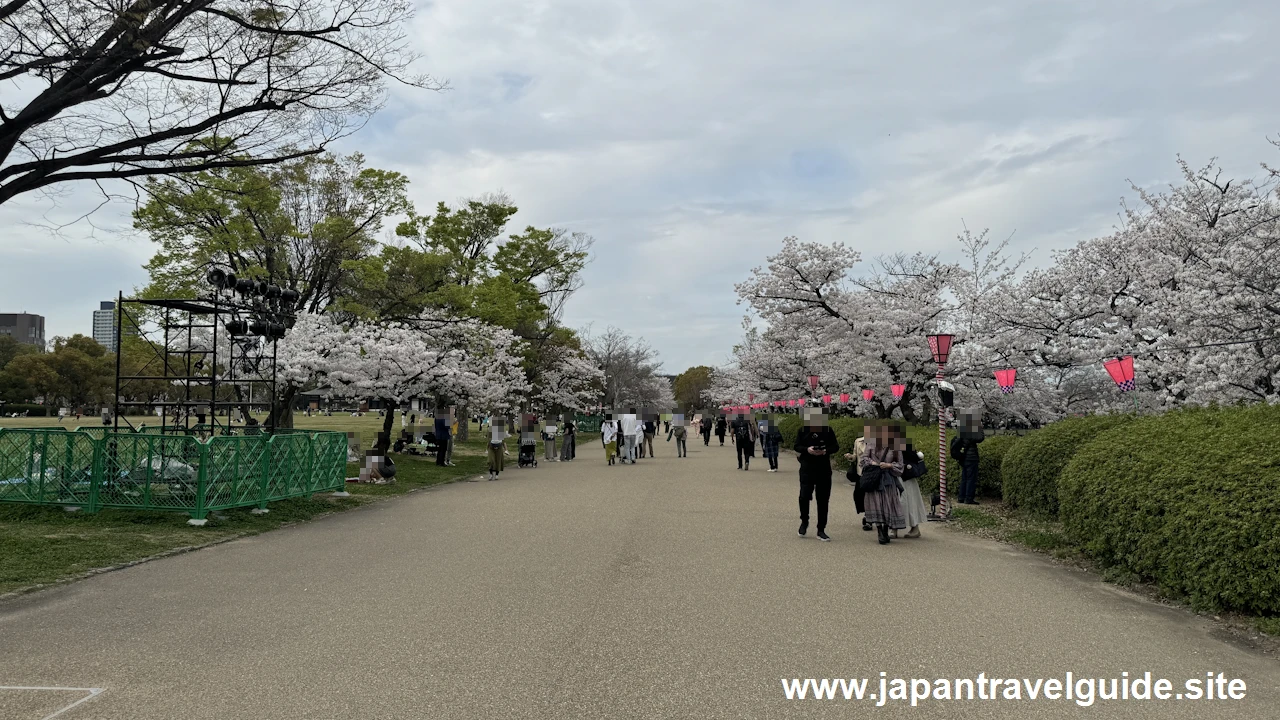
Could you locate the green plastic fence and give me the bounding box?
[0,427,348,520]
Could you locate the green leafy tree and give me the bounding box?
[3,354,60,406]
[134,152,411,426]
[673,366,715,411]
[348,194,594,436]
[0,335,39,370]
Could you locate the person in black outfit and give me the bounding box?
[953,436,983,504]
[714,415,727,446]
[795,408,840,542]
[730,413,755,470]
[700,416,713,445]
[434,410,450,466]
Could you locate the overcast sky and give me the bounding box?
[2,0,1278,372]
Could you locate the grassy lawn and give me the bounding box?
[945,501,1075,559]
[0,415,503,596]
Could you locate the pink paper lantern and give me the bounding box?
[1103,357,1135,392]
[822,394,831,404]
[862,389,874,401]
[891,383,905,399]
[839,392,850,404]
[993,368,1017,394]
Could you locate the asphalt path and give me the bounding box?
[2,437,1277,719]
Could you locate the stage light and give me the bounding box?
[265,284,282,299]
[227,319,249,336]
[249,320,268,336]
[254,280,268,296]
[235,278,255,295]
[280,289,299,306]
[206,268,227,289]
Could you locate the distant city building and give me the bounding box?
[0,312,45,349]
[92,301,117,351]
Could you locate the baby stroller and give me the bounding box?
[518,432,539,468]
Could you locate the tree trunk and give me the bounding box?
[376,403,395,453]
[900,393,919,424]
[267,386,298,429]
[458,404,470,441]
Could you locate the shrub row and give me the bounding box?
[1001,415,1133,518]
[1058,404,1280,614]
[0,403,50,417]
[975,434,1020,498]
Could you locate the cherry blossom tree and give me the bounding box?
[279,312,527,449]
[726,153,1280,425]
[533,350,605,413]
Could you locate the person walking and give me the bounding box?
[715,414,727,446]
[795,408,840,542]
[761,416,783,472]
[731,413,757,470]
[666,415,688,457]
[602,415,619,465]
[860,423,906,545]
[433,409,450,466]
[486,414,508,480]
[700,415,713,445]
[642,413,657,458]
[619,409,639,464]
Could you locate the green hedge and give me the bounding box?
[1001,415,1133,518]
[975,434,1021,498]
[777,414,802,449]
[1059,404,1280,614]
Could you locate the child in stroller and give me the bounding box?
[518,413,539,468]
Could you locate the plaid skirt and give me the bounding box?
[863,486,906,529]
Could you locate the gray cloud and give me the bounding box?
[4,0,1278,373]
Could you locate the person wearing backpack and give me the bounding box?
[715,414,727,446]
[666,415,688,458]
[700,415,713,445]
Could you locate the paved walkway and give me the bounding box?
[1,439,1277,719]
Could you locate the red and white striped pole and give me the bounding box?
[935,363,949,519]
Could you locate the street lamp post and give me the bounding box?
[926,334,955,519]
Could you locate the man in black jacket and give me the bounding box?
[795,407,840,541]
[730,413,754,470]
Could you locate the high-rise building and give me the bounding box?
[0,312,45,349]
[92,301,117,351]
